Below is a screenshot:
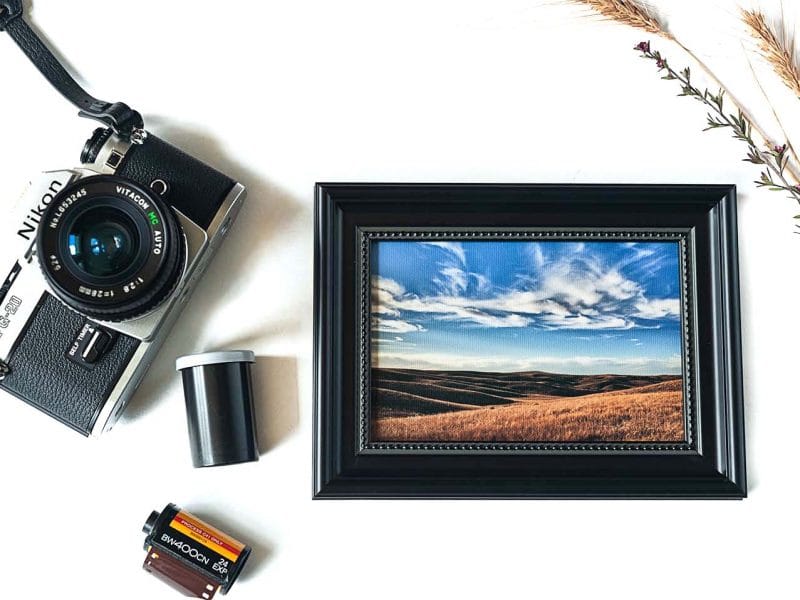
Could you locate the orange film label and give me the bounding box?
[169,511,245,563]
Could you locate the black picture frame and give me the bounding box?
[314,183,746,499]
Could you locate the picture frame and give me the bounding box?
[313,183,746,499]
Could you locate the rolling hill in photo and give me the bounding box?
[371,368,685,443]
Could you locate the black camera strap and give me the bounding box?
[0,1,144,139]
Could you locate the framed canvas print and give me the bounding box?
[313,184,746,499]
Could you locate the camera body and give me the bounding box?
[0,129,246,436]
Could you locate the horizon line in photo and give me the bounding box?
[371,364,682,377]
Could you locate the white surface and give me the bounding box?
[0,1,797,599]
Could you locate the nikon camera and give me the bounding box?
[0,128,246,436]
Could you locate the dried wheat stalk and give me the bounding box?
[571,0,671,38]
[742,8,800,99]
[569,0,800,192]
[568,1,759,135]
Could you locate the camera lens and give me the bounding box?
[37,176,184,321]
[67,208,139,278]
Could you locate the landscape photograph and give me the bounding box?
[369,239,686,443]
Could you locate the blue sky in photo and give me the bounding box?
[370,240,684,375]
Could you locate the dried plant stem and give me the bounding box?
[740,8,800,181]
[572,1,800,229]
[637,42,800,210]
[570,1,800,173]
[671,38,800,173]
[743,48,800,180]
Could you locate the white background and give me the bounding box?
[0,1,797,598]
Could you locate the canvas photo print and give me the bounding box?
[369,239,687,444]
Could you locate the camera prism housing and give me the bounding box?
[0,129,246,436]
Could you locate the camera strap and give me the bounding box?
[0,0,144,140]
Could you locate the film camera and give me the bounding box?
[0,129,246,435]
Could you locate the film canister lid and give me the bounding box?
[176,350,259,468]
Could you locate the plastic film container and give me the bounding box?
[176,350,259,468]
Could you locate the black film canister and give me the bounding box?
[176,350,259,468]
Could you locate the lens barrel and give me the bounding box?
[37,175,184,321]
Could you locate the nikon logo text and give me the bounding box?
[116,186,151,210]
[17,180,63,241]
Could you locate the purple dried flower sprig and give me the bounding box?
[636,41,800,227]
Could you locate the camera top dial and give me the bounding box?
[36,175,184,321]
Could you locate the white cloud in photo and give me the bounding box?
[437,309,531,328]
[372,276,402,295]
[538,312,633,330]
[373,351,683,375]
[372,336,416,347]
[529,243,547,269]
[371,316,425,333]
[421,241,466,265]
[437,267,468,295]
[370,242,681,332]
[634,298,680,319]
[471,273,491,293]
[370,277,404,317]
[385,293,532,328]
